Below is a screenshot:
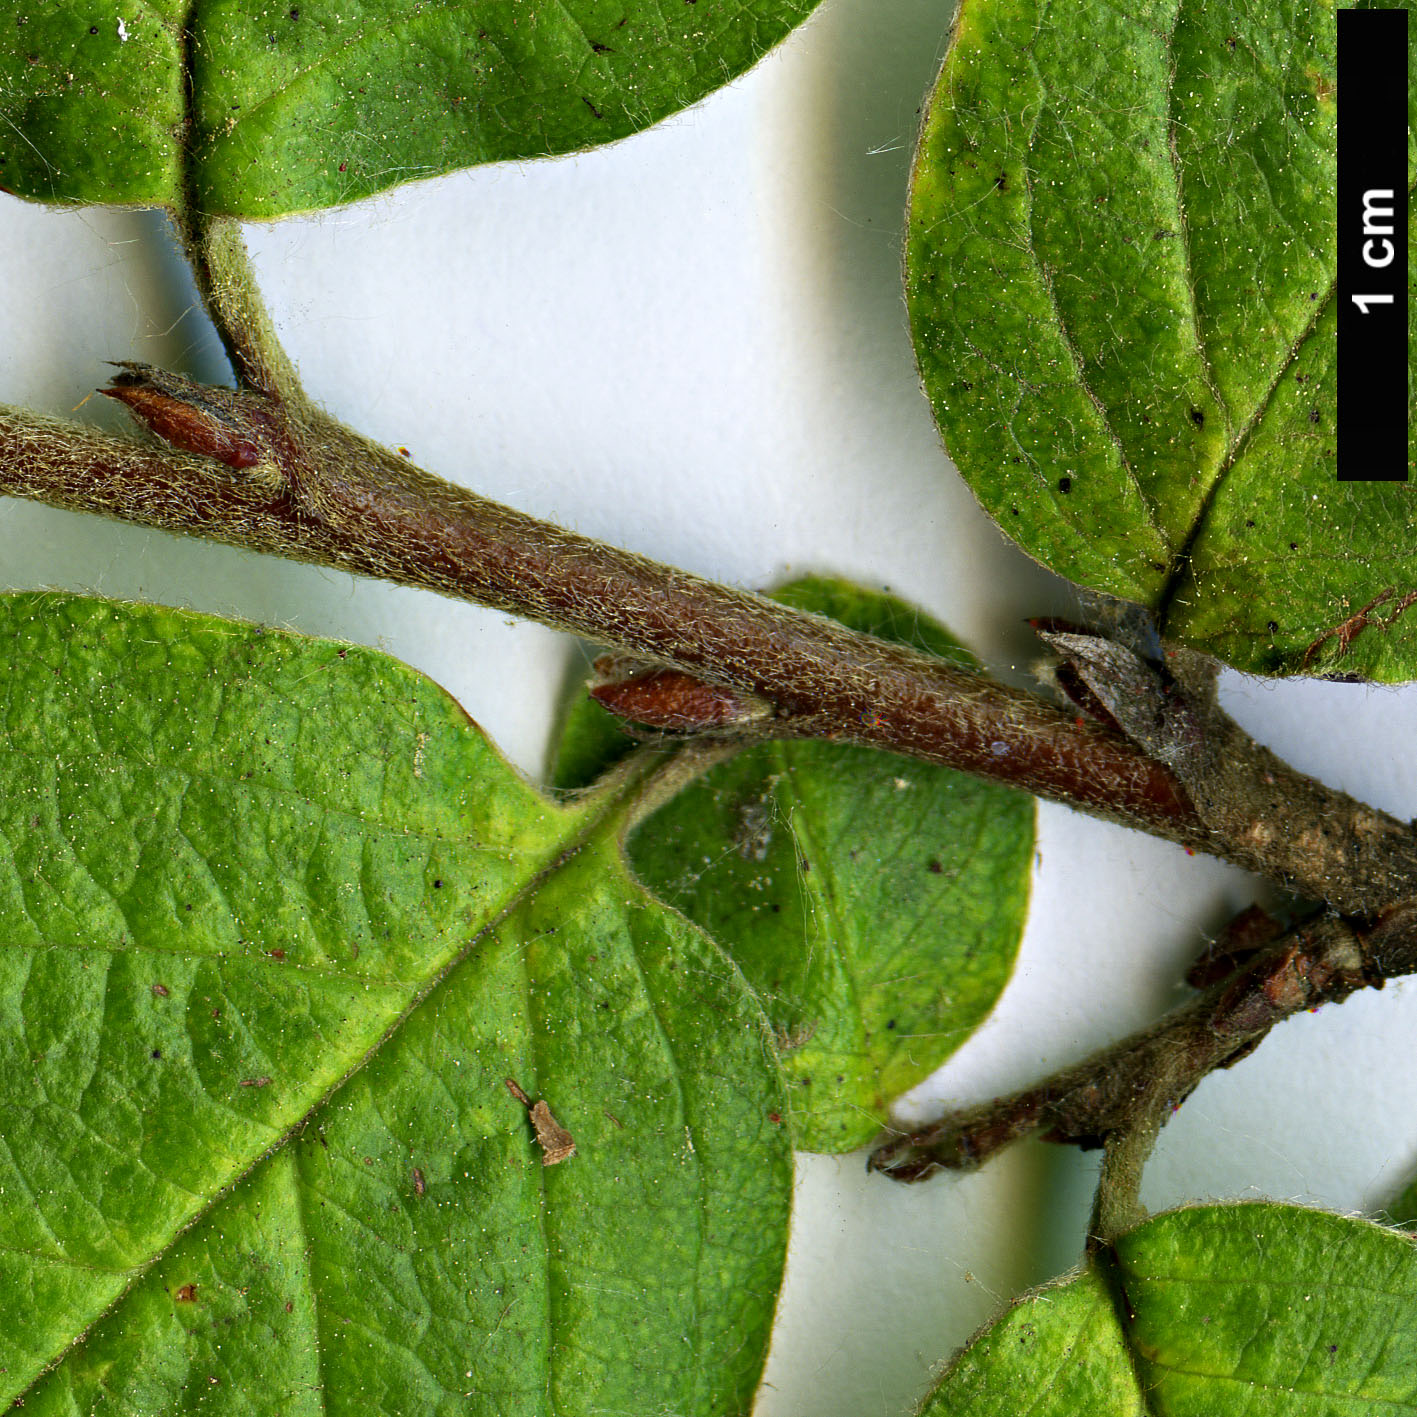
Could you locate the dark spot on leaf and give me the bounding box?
[88,25,98,34]
[433,879,442,889]
[1309,409,1321,424]
[1010,505,1020,516]
[289,5,300,16]
[927,859,943,874]
[1245,519,1255,528]
[591,40,612,52]
[1189,407,1205,428]
[993,172,1008,191]
[150,1049,162,1060]
[1267,621,1279,633]
[1289,542,1298,551]
[582,96,604,119]
[174,1284,198,1303]
[152,982,170,997]
[1057,476,1072,494]
[886,1019,896,1029]
[1226,35,1236,49]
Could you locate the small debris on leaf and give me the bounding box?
[505,1077,577,1165]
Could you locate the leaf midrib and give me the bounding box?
[1151,5,1370,623]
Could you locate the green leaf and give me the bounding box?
[0,592,790,1414]
[555,577,1034,1153]
[1390,1176,1417,1230]
[0,0,823,216]
[908,0,1417,679]
[919,1267,1145,1417]
[922,1203,1417,1415]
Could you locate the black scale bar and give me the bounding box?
[1337,7,1409,482]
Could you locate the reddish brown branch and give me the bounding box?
[6,370,1417,917]
[1,383,1200,846]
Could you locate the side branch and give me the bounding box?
[869,908,1406,1183]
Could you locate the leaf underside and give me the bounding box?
[0,593,790,1415]
[555,576,1035,1153]
[0,0,822,217]
[908,0,1417,680]
[922,1203,1417,1415]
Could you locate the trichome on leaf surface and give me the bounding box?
[0,0,1415,1413]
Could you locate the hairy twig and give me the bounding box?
[5,372,1417,916]
[0,386,1202,839]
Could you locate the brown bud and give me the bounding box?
[590,661,767,732]
[102,364,267,470]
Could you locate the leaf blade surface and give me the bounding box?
[0,592,790,1415]
[921,1203,1417,1415]
[0,0,823,215]
[908,0,1417,678]
[556,577,1034,1152]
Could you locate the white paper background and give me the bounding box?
[4,1,1417,1412]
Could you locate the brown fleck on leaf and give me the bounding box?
[239,1076,272,1089]
[174,1284,198,1303]
[412,1166,426,1196]
[151,982,170,997]
[530,1101,576,1166]
[505,1078,576,1165]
